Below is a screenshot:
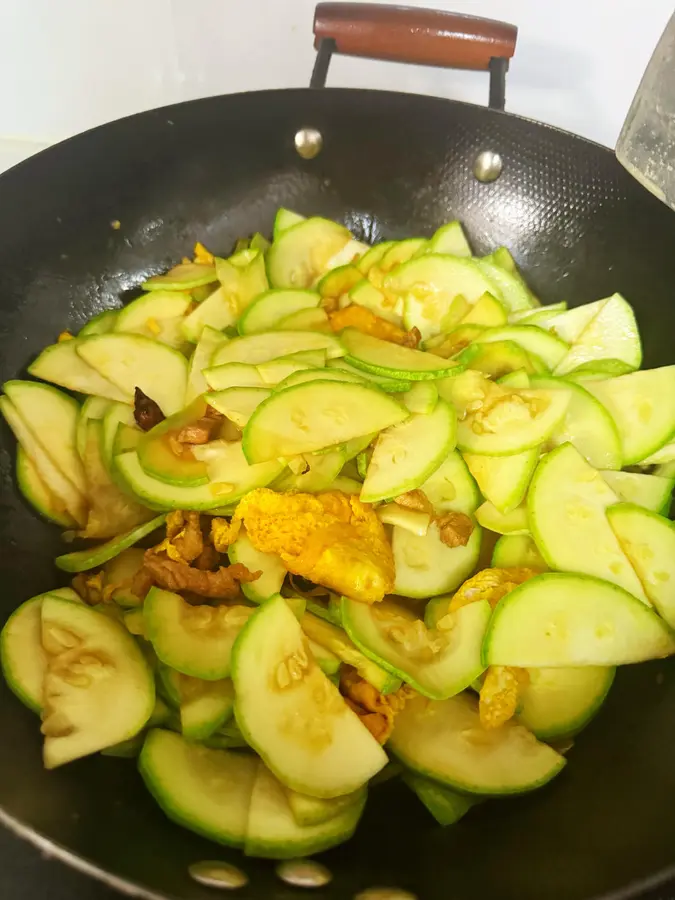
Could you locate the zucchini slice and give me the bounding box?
[341,328,462,381]
[528,443,648,602]
[245,764,366,859]
[139,729,258,847]
[16,447,77,527]
[361,400,456,503]
[232,596,387,798]
[518,666,615,740]
[228,529,286,603]
[28,338,130,402]
[41,596,155,767]
[484,572,675,666]
[393,521,482,599]
[145,588,253,680]
[238,289,320,334]
[242,380,408,463]
[212,331,344,366]
[55,514,165,573]
[389,692,565,795]
[267,217,351,288]
[341,596,490,699]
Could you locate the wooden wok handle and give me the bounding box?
[313,3,517,73]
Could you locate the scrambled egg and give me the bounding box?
[329,305,417,346]
[446,567,540,729]
[232,488,395,603]
[193,241,215,265]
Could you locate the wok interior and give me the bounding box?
[1,89,675,900]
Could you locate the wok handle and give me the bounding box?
[312,3,517,109]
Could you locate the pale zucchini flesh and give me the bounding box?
[232,596,387,798]
[389,693,565,795]
[484,573,675,667]
[393,521,482,598]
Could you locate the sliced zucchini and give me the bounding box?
[518,666,615,740]
[28,338,130,402]
[475,258,535,313]
[601,470,674,513]
[327,357,411,392]
[139,729,258,847]
[275,447,346,493]
[239,289,320,334]
[179,676,235,741]
[142,263,218,291]
[341,328,462,381]
[16,447,77,527]
[267,217,351,288]
[463,448,538,514]
[475,325,569,370]
[276,307,330,331]
[233,596,387,797]
[41,596,155,767]
[491,534,547,569]
[144,587,252,679]
[1,591,82,713]
[216,249,269,317]
[497,368,530,388]
[584,367,675,465]
[104,548,146,608]
[228,529,286,603]
[307,639,341,676]
[256,358,313,384]
[274,208,306,238]
[101,402,137,472]
[212,331,343,367]
[389,693,565,795]
[185,326,228,403]
[510,301,567,325]
[181,286,236,342]
[3,380,86,494]
[528,443,648,602]
[385,254,496,308]
[300,612,401,694]
[426,221,472,257]
[137,398,210,487]
[554,294,641,375]
[79,420,152,538]
[361,400,456,503]
[341,596,490,699]
[640,438,675,466]
[349,279,404,325]
[206,387,270,427]
[401,381,438,415]
[204,362,265,391]
[476,501,529,535]
[456,388,569,456]
[116,446,282,511]
[420,450,481,515]
[392,521,482,599]
[607,503,675,628]
[245,764,366,858]
[356,242,394,274]
[484,572,675,666]
[377,503,430,536]
[460,292,507,326]
[77,334,188,416]
[55,514,166,572]
[284,784,364,827]
[242,380,408,463]
[76,396,113,460]
[79,309,119,337]
[276,367,363,392]
[114,290,192,348]
[403,773,478,826]
[534,298,607,343]
[529,374,622,471]
[455,340,543,379]
[0,397,87,526]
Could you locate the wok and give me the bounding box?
[1,5,675,900]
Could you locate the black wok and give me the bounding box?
[1,5,675,900]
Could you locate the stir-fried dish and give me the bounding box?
[2,209,675,858]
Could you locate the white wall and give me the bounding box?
[0,0,671,170]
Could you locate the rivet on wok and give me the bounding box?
[355,890,418,900]
[295,128,324,160]
[473,150,503,183]
[189,860,249,889]
[276,858,332,887]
